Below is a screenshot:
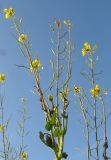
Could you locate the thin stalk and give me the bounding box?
[21,112,25,153]
[61,27,72,160]
[79,96,90,160]
[90,53,99,160]
[67,27,72,81]
[101,97,108,160]
[87,127,90,160]
[56,26,60,112]
[1,100,7,160]
[56,25,63,160]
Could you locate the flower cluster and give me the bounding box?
[82,42,91,56]
[0,74,6,83]
[20,152,28,160]
[90,85,100,97]
[18,34,27,44]
[3,8,14,19]
[73,85,81,95]
[30,59,41,72]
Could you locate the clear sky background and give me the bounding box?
[0,0,111,159]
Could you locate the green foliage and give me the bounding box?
[53,128,59,137]
[45,121,52,131]
[39,131,45,144]
[62,152,68,159]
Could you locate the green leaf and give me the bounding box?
[62,152,68,159]
[39,131,44,140]
[45,121,52,131]
[46,134,53,147]
[39,131,47,146]
[50,111,56,125]
[53,128,59,137]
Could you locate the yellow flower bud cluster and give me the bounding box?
[3,8,14,19]
[0,74,6,83]
[30,59,41,72]
[82,42,91,56]
[73,85,81,95]
[18,34,27,44]
[90,85,100,97]
[48,95,53,102]
[20,152,28,160]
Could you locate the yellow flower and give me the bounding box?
[18,34,27,44]
[0,74,6,83]
[82,42,91,56]
[30,59,41,72]
[90,85,100,97]
[21,152,27,160]
[82,48,87,56]
[48,95,53,101]
[3,8,14,19]
[73,85,81,95]
[0,124,4,132]
[84,42,91,51]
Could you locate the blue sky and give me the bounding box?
[0,0,111,159]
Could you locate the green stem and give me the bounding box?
[1,101,7,160]
[79,97,90,160]
[56,26,60,111]
[90,53,99,160]
[101,97,107,160]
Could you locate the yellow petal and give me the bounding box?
[3,8,8,13]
